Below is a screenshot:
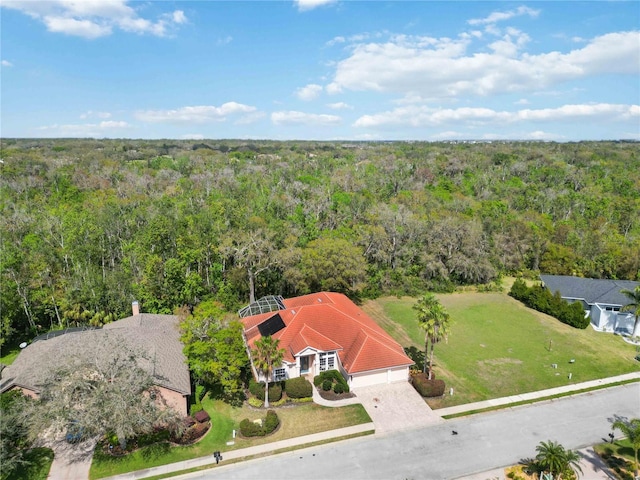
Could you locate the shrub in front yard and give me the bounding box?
[412,373,445,397]
[333,383,345,394]
[249,379,283,402]
[285,377,312,398]
[314,370,350,394]
[322,379,332,391]
[239,418,265,437]
[264,410,279,434]
[239,410,280,437]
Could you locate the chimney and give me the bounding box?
[132,301,140,316]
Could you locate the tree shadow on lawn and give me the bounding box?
[140,441,172,460]
[10,447,54,480]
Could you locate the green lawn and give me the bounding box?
[90,396,370,479]
[363,292,640,408]
[594,439,638,480]
[1,343,21,365]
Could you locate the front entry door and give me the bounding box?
[300,356,310,373]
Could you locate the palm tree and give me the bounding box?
[534,440,583,480]
[252,336,285,408]
[612,418,640,477]
[620,286,640,338]
[413,293,451,380]
[536,440,566,480]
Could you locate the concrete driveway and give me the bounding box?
[41,432,97,480]
[352,381,443,434]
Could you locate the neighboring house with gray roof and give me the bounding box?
[540,275,640,335]
[0,308,191,416]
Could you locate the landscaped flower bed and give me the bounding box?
[102,415,211,456]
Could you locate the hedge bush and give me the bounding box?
[249,379,283,402]
[412,373,445,398]
[509,278,589,329]
[239,410,280,437]
[264,410,279,434]
[239,418,265,437]
[322,379,332,391]
[285,377,312,398]
[333,383,345,394]
[314,370,350,393]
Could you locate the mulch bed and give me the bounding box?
[316,387,356,401]
[103,421,211,456]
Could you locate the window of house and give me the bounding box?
[319,351,336,372]
[274,368,287,381]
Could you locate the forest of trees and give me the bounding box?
[1,138,638,347]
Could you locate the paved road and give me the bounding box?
[174,383,640,480]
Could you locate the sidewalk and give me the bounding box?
[103,422,375,480]
[103,372,639,480]
[435,371,640,417]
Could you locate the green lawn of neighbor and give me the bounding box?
[362,292,640,408]
[90,396,371,479]
[1,343,22,365]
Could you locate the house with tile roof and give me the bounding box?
[540,275,639,335]
[240,292,413,389]
[0,306,191,416]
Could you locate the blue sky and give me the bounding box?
[1,1,638,141]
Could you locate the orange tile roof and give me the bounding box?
[241,292,413,374]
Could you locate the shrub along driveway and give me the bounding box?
[352,382,443,434]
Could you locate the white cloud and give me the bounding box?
[326,36,345,47]
[135,102,258,123]
[217,35,233,46]
[353,103,639,128]
[1,60,13,67]
[295,84,323,101]
[36,120,130,137]
[295,0,337,12]
[326,102,353,110]
[43,16,112,38]
[172,10,187,24]
[79,110,112,120]
[468,6,540,26]
[271,110,341,126]
[515,98,530,105]
[181,133,205,140]
[2,1,187,38]
[327,31,640,100]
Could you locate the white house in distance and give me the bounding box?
[540,275,639,335]
[240,292,414,389]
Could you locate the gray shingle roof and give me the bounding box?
[1,314,190,396]
[540,275,640,306]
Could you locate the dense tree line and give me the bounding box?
[1,139,638,345]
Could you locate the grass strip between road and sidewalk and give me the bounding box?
[440,378,640,419]
[141,430,375,480]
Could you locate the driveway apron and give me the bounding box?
[352,381,443,434]
[46,434,97,480]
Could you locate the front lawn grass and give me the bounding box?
[8,447,54,480]
[363,292,640,408]
[89,396,370,479]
